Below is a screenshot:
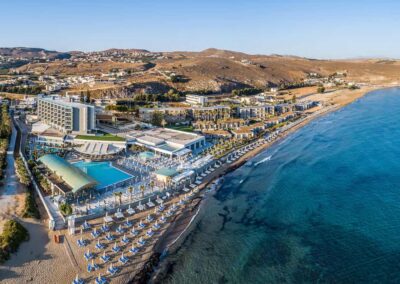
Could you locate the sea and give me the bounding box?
[155,88,400,284]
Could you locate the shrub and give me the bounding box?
[22,185,40,219]
[317,86,325,93]
[0,219,29,263]
[60,203,72,216]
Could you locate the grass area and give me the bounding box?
[0,219,29,263]
[75,133,125,141]
[167,125,195,133]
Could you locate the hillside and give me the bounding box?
[0,47,70,59]
[7,48,400,97]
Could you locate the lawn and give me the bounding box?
[75,133,125,141]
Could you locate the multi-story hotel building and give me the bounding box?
[237,105,274,120]
[185,94,208,106]
[191,106,231,121]
[139,107,190,124]
[37,96,96,134]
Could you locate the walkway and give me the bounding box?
[0,123,25,231]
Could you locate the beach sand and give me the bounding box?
[0,84,392,284]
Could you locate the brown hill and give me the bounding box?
[0,47,70,59]
[12,48,400,97]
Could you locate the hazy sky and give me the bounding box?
[2,0,400,59]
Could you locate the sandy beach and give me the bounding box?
[0,84,393,284]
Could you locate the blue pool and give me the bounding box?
[73,161,132,190]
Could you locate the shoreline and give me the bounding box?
[0,85,394,284]
[137,84,392,284]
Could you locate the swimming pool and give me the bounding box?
[73,161,132,190]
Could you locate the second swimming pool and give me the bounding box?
[73,161,132,190]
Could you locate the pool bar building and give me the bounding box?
[38,154,132,196]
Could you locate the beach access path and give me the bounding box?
[0,121,25,232]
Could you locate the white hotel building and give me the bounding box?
[37,96,96,134]
[186,94,208,106]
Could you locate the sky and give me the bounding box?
[2,0,400,59]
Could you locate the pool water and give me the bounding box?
[73,161,132,190]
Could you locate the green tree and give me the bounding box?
[151,110,164,126]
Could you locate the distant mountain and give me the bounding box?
[0,47,71,59]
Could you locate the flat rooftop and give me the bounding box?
[131,128,203,145]
[39,97,93,108]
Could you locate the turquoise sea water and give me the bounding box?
[73,161,131,189]
[159,88,400,283]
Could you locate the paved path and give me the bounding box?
[0,122,25,230]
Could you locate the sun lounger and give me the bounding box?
[153,222,161,230]
[138,221,146,229]
[95,275,107,284]
[112,243,121,253]
[72,275,84,284]
[124,219,133,227]
[87,260,99,272]
[91,229,100,238]
[115,212,124,219]
[101,252,110,263]
[137,238,146,246]
[146,201,155,208]
[77,238,87,247]
[84,250,94,261]
[119,253,129,264]
[115,225,125,234]
[95,241,105,250]
[105,233,115,241]
[146,229,154,237]
[107,264,118,275]
[131,227,139,236]
[129,244,139,254]
[126,207,135,215]
[82,221,91,230]
[121,235,129,244]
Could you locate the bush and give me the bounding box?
[0,219,29,263]
[15,157,31,186]
[60,203,72,216]
[22,185,40,219]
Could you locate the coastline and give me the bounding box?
[0,85,395,284]
[138,84,393,284]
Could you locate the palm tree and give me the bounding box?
[149,181,155,193]
[140,184,145,198]
[113,191,123,206]
[127,186,133,202]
